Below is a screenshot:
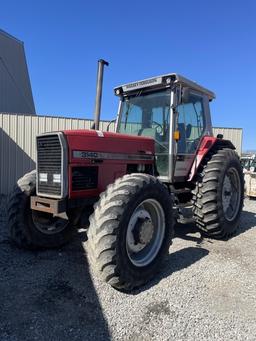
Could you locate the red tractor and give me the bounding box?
[8,60,244,291]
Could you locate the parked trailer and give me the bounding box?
[245,172,256,199]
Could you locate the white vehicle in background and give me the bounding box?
[241,154,256,172]
[242,155,256,199]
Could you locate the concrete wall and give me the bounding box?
[0,29,35,114]
[0,113,242,195]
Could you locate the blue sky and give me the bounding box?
[0,0,255,150]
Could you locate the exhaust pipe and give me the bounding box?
[92,59,109,130]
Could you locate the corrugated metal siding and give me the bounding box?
[0,30,35,114]
[107,125,243,155]
[0,113,243,195]
[0,113,93,195]
[213,127,243,155]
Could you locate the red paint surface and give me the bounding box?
[64,130,154,161]
[63,129,155,198]
[188,136,217,181]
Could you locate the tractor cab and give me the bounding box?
[114,74,215,183]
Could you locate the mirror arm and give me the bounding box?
[107,119,116,132]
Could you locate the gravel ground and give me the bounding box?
[0,197,256,341]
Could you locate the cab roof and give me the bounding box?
[114,73,216,100]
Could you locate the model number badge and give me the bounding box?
[73,151,99,159]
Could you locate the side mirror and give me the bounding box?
[181,87,190,103]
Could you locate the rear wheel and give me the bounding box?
[192,148,244,239]
[8,170,74,249]
[87,173,173,291]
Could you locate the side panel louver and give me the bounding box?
[72,167,98,191]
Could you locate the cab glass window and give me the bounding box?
[176,93,205,154]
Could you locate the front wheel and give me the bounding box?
[8,170,75,249]
[87,173,173,291]
[192,148,244,239]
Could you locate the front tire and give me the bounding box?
[87,174,173,291]
[8,170,74,249]
[192,148,244,239]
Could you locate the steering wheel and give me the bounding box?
[152,121,163,134]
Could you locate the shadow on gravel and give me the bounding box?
[233,209,256,238]
[174,222,204,244]
[1,202,254,338]
[0,224,110,341]
[133,246,209,295]
[174,208,256,241]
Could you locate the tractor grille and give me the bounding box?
[72,167,98,191]
[37,134,63,197]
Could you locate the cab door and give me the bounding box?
[174,92,206,181]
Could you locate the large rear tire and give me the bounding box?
[192,148,244,239]
[87,173,173,291]
[8,170,74,249]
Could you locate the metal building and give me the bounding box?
[0,113,109,195]
[212,127,242,155]
[0,29,35,114]
[0,112,243,195]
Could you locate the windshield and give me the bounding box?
[118,89,170,139]
[117,89,171,176]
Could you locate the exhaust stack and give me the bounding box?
[93,59,109,130]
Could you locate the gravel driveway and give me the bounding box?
[0,197,255,341]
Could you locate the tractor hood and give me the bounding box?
[63,129,155,163]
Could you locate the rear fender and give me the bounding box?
[188,136,235,181]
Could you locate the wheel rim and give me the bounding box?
[126,199,165,267]
[31,211,69,235]
[222,167,241,221]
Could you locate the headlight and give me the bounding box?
[39,173,48,183]
[53,174,61,183]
